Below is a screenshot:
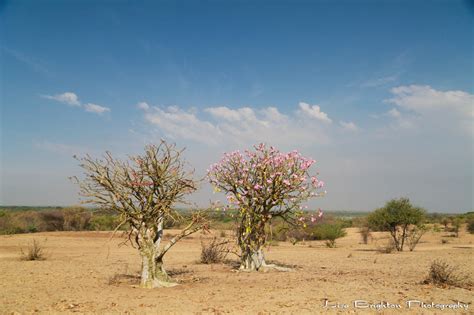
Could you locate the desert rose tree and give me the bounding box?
[73,141,206,288]
[207,143,325,271]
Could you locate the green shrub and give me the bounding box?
[467,219,474,234]
[359,226,371,244]
[269,221,346,247]
[310,223,347,242]
[367,198,425,251]
[451,217,462,237]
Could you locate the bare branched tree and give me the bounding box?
[72,141,207,288]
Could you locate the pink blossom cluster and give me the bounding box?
[130,170,153,187]
[207,143,325,217]
[297,208,324,224]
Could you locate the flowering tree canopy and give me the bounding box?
[73,141,207,288]
[207,143,325,271]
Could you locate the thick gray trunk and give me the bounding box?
[139,223,176,288]
[239,248,292,272]
[240,248,266,271]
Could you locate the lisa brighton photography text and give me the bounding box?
[323,299,469,311]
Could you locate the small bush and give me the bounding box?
[200,238,230,264]
[467,219,474,234]
[20,239,46,261]
[270,222,346,246]
[441,239,448,244]
[359,226,371,244]
[423,260,466,288]
[451,218,462,237]
[441,217,450,232]
[311,224,346,243]
[285,228,309,244]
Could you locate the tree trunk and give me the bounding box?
[240,248,266,271]
[400,224,408,251]
[138,223,175,288]
[390,228,402,251]
[139,246,171,288]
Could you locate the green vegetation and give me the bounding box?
[0,207,124,234]
[467,215,474,234]
[271,214,348,247]
[1,206,471,243]
[367,198,426,251]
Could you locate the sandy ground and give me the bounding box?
[0,228,472,314]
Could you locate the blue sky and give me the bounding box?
[1,0,473,212]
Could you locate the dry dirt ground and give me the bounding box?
[0,228,473,314]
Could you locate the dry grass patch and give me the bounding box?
[20,239,46,261]
[200,237,231,264]
[423,260,472,289]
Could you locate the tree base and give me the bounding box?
[239,249,293,272]
[239,261,293,272]
[140,279,178,289]
[140,262,177,289]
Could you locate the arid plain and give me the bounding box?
[1,228,472,314]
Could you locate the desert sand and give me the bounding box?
[0,228,472,314]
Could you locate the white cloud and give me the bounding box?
[137,102,150,111]
[141,103,332,147]
[42,92,80,106]
[377,106,415,131]
[339,121,359,131]
[84,103,111,114]
[386,85,474,118]
[385,85,474,135]
[42,92,112,116]
[204,106,250,121]
[144,106,221,145]
[298,102,332,123]
[261,106,287,123]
